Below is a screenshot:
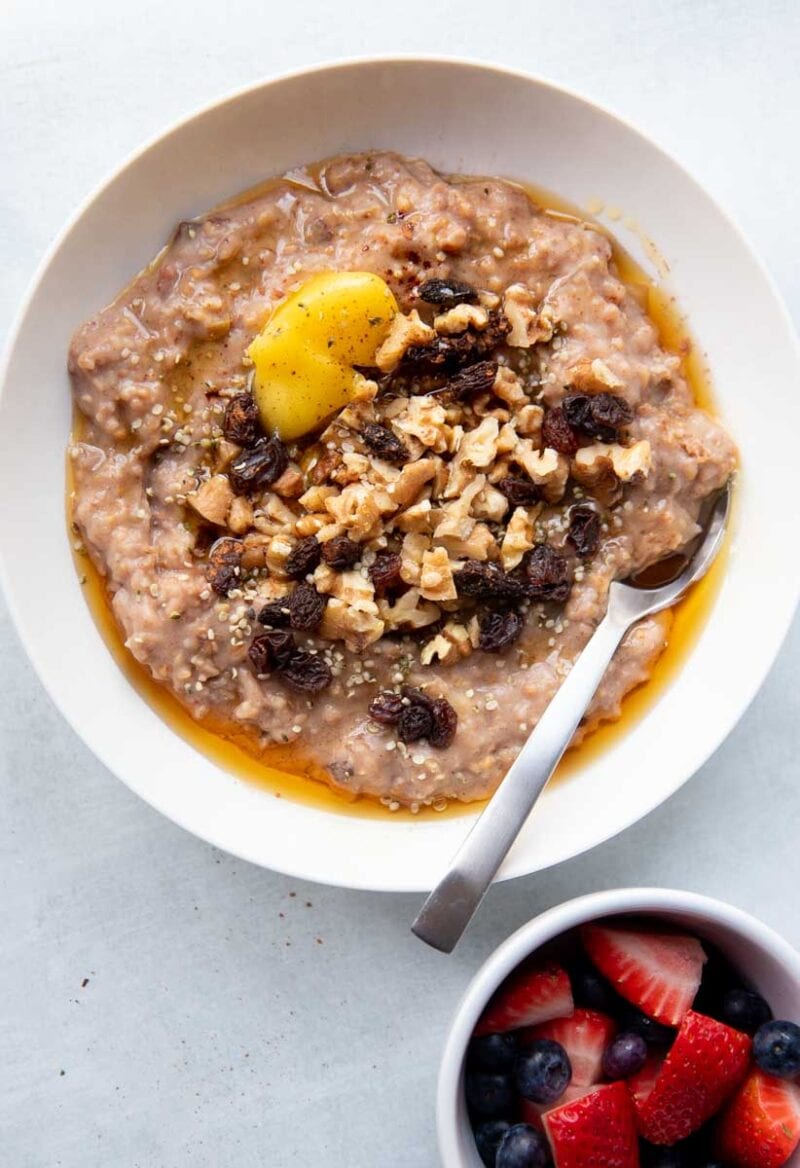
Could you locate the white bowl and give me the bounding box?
[437,887,800,1166]
[1,58,798,891]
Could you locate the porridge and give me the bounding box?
[68,152,736,809]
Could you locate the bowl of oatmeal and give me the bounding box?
[1,59,798,889]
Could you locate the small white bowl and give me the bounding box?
[1,58,799,890]
[437,887,800,1167]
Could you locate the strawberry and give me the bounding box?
[634,1010,751,1144]
[626,1052,664,1111]
[520,1084,592,1130]
[474,962,573,1036]
[543,1081,640,1167]
[716,1068,800,1168]
[581,922,707,1027]
[521,1008,617,1087]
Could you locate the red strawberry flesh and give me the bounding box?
[582,922,707,1027]
[544,1081,640,1168]
[716,1068,800,1168]
[634,1009,751,1145]
[521,1007,617,1087]
[474,961,573,1036]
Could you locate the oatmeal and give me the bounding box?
[68,152,736,807]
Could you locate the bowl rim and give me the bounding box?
[436,887,800,1166]
[1,56,798,891]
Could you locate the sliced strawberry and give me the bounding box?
[634,1010,751,1145]
[474,962,573,1036]
[544,1082,640,1167]
[582,922,706,1027]
[716,1068,800,1168]
[627,1052,665,1111]
[520,1084,593,1131]
[521,1008,617,1087]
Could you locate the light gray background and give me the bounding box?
[2,2,798,1165]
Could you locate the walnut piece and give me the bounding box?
[573,440,652,484]
[567,358,624,393]
[503,284,556,347]
[325,483,384,541]
[391,397,449,452]
[228,495,254,535]
[378,588,440,631]
[501,505,539,570]
[375,309,435,373]
[433,304,489,334]
[419,547,458,602]
[188,474,234,526]
[512,441,570,502]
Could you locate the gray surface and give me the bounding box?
[1,2,798,1165]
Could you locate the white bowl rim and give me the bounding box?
[436,887,800,1166]
[1,56,798,891]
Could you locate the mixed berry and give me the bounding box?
[466,918,800,1167]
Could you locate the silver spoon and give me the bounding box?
[412,482,732,953]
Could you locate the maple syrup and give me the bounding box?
[67,168,730,819]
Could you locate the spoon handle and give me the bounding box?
[411,609,630,953]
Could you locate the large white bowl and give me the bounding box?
[1,58,798,891]
[437,889,800,1166]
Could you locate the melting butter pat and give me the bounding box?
[247,271,398,441]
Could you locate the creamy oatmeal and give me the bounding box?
[68,152,736,809]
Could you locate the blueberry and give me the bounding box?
[719,987,773,1035]
[474,1119,511,1167]
[468,1033,518,1074]
[496,1123,551,1168]
[753,1020,800,1078]
[570,959,621,1014]
[622,1007,676,1047]
[640,1143,689,1167]
[514,1040,571,1105]
[466,1072,514,1119]
[602,1031,648,1080]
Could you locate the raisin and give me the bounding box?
[567,505,601,558]
[542,407,580,455]
[282,651,333,694]
[257,600,292,628]
[429,698,457,748]
[205,536,243,596]
[454,560,528,606]
[248,629,296,674]
[322,535,361,571]
[525,544,572,603]
[416,277,478,307]
[368,691,404,725]
[222,393,261,446]
[397,703,434,744]
[400,684,435,710]
[404,311,510,370]
[562,392,633,443]
[448,360,498,401]
[361,423,409,465]
[478,610,524,653]
[229,435,289,494]
[369,551,403,596]
[288,584,327,631]
[496,477,541,507]
[285,536,322,580]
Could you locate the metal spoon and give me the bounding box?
[412,482,732,953]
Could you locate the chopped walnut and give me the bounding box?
[375,309,435,373]
[228,494,254,535]
[433,304,489,334]
[387,457,438,510]
[400,532,431,586]
[473,483,509,523]
[351,372,379,403]
[265,532,296,577]
[573,440,652,487]
[420,620,472,666]
[512,440,570,502]
[378,587,440,631]
[325,483,384,541]
[493,366,528,409]
[272,466,304,498]
[419,546,458,602]
[436,522,498,562]
[212,439,241,473]
[496,422,519,455]
[320,597,384,651]
[501,505,539,570]
[516,403,544,440]
[241,533,271,570]
[435,474,486,541]
[299,483,338,512]
[394,498,435,534]
[567,358,624,393]
[391,397,449,452]
[188,474,234,526]
[444,418,499,496]
[503,284,556,347]
[294,513,329,537]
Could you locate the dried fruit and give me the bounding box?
[448,360,498,401]
[454,560,528,606]
[525,544,572,603]
[404,310,510,369]
[205,536,243,596]
[417,277,478,307]
[429,697,457,748]
[285,536,322,580]
[398,703,435,743]
[478,610,524,652]
[288,583,327,631]
[496,477,541,507]
[368,691,404,725]
[369,551,403,596]
[248,629,296,674]
[229,435,289,494]
[322,535,362,570]
[361,422,410,464]
[282,650,333,694]
[222,393,261,446]
[563,393,633,443]
[542,407,580,455]
[257,600,292,628]
[568,505,601,558]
